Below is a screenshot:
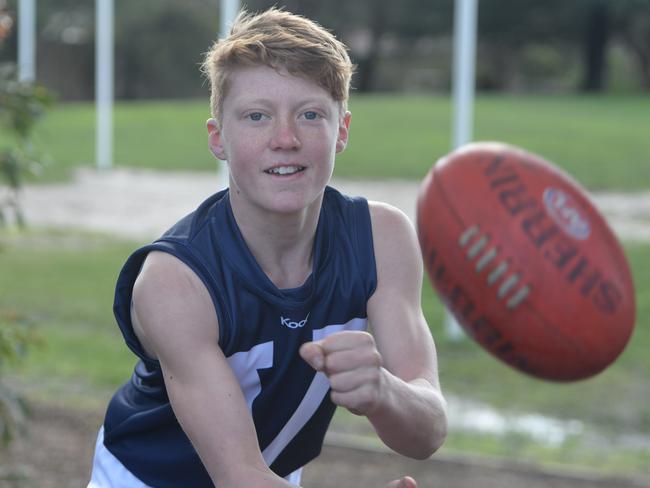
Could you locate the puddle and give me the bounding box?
[447,395,650,455]
[447,395,585,446]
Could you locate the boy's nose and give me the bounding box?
[270,119,301,150]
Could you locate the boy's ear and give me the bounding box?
[335,111,352,154]
[207,118,227,161]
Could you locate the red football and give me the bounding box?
[416,142,636,381]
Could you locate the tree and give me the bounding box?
[245,0,453,92]
[0,1,44,449]
[582,0,610,91]
[613,0,650,90]
[0,310,39,447]
[0,66,55,227]
[114,0,219,100]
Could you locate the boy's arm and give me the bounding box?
[363,202,448,457]
[301,202,447,459]
[131,251,293,488]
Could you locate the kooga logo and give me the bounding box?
[281,314,309,329]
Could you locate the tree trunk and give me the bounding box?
[621,16,650,91]
[581,0,610,92]
[354,2,388,92]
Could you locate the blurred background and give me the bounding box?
[2,0,649,99]
[0,1,649,487]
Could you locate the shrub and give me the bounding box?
[0,65,55,227]
[0,309,40,447]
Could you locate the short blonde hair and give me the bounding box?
[201,8,354,121]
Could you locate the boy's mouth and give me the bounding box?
[264,165,306,176]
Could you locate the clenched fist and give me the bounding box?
[299,330,385,416]
[385,476,417,488]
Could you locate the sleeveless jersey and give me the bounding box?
[101,186,377,487]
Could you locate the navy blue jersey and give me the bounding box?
[101,186,377,487]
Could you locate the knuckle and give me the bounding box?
[322,354,330,371]
[370,349,382,367]
[329,390,338,404]
[324,354,342,374]
[330,390,344,407]
[360,331,375,346]
[323,354,335,373]
[328,374,343,391]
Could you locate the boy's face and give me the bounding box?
[207,65,350,216]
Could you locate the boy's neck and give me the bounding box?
[229,193,322,290]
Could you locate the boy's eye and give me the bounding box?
[304,111,319,120]
[248,112,265,121]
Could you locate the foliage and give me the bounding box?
[246,0,650,93]
[113,0,218,100]
[0,65,55,227]
[0,0,45,454]
[612,0,650,89]
[0,309,40,447]
[2,0,648,98]
[0,231,135,415]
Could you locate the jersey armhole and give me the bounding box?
[113,240,230,366]
[351,198,378,300]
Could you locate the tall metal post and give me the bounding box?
[216,0,240,188]
[95,0,114,170]
[447,0,478,339]
[452,0,478,150]
[220,0,240,39]
[17,0,36,82]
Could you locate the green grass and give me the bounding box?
[1,229,649,476]
[0,231,138,408]
[472,94,650,191]
[439,429,650,476]
[5,94,650,190]
[343,94,650,190]
[15,99,219,182]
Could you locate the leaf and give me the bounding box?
[0,65,56,227]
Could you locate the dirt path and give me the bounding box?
[17,168,650,242]
[3,403,649,488]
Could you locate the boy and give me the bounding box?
[88,8,447,487]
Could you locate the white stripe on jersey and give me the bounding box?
[261,317,367,466]
[88,427,152,488]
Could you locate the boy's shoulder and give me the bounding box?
[161,189,229,242]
